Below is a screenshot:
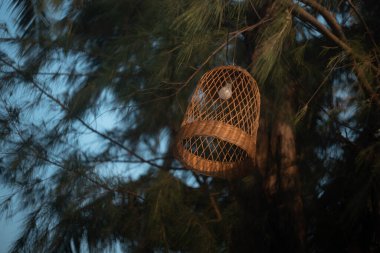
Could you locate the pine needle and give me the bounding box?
[294,104,308,124]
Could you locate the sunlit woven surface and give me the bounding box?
[175,66,260,178]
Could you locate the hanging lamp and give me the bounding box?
[175,65,260,178]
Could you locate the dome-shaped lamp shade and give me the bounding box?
[175,66,260,178]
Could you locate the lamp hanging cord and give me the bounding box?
[226,26,230,65]
[233,9,241,66]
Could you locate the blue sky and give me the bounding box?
[0,2,173,251]
[0,189,25,253]
[0,2,21,252]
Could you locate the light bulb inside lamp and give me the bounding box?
[218,81,233,100]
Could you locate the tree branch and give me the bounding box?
[300,0,347,40]
[292,4,380,106]
[178,17,273,93]
[0,69,97,77]
[11,123,145,201]
[346,0,380,62]
[292,5,351,52]
[0,56,172,171]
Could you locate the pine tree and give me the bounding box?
[0,0,379,252]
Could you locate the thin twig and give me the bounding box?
[177,18,273,93]
[306,57,340,106]
[0,56,171,171]
[293,3,378,75]
[249,0,262,19]
[346,0,380,64]
[292,4,380,106]
[208,193,222,222]
[11,122,145,201]
[0,70,97,77]
[89,156,174,165]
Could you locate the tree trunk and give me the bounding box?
[256,87,305,253]
[228,3,306,251]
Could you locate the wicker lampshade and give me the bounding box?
[175,65,260,178]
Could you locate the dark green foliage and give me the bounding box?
[0,0,379,252]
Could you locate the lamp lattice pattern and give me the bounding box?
[175,66,260,178]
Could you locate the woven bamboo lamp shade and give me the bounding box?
[175,65,260,178]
